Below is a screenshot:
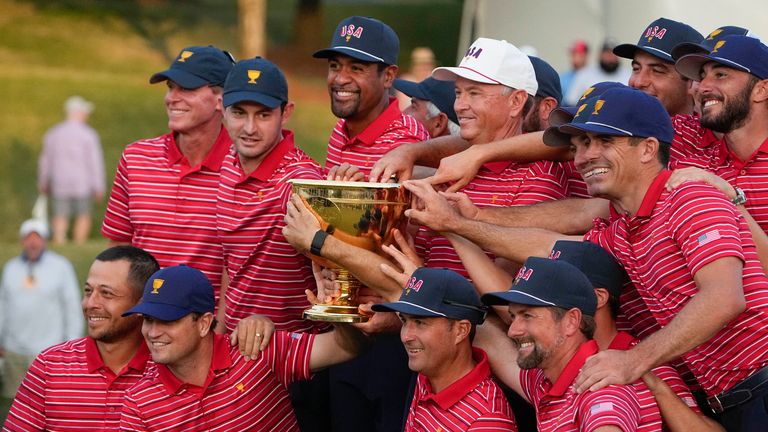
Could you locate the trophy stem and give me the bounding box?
[303,268,370,323]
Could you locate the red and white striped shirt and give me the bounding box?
[520,340,656,431]
[217,130,327,333]
[119,332,313,432]
[405,348,517,431]
[325,97,429,177]
[562,160,591,199]
[4,337,150,432]
[416,160,568,277]
[584,170,768,396]
[102,127,231,303]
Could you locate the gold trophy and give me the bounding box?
[288,179,410,323]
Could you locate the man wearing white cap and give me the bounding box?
[413,37,568,277]
[0,219,83,399]
[38,95,105,245]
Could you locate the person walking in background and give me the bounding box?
[0,219,83,400]
[38,96,105,245]
[559,39,589,99]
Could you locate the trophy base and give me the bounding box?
[303,304,370,323]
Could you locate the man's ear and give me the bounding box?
[382,65,399,89]
[198,312,215,337]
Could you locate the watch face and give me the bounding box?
[733,188,747,206]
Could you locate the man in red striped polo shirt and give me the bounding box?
[371,267,517,431]
[118,265,368,432]
[4,246,159,431]
[216,56,325,335]
[483,257,657,431]
[102,45,235,304]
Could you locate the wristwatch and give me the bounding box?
[731,187,747,206]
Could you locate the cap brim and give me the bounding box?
[671,42,708,61]
[371,301,445,318]
[431,66,498,84]
[312,47,387,64]
[543,126,575,148]
[149,69,209,89]
[393,79,429,100]
[558,122,633,138]
[122,302,192,321]
[675,53,751,81]
[481,290,558,307]
[223,91,283,109]
[548,106,577,128]
[614,44,673,62]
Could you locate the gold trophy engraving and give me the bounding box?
[288,180,410,323]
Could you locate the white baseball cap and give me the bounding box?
[64,95,94,114]
[432,38,538,96]
[20,219,49,239]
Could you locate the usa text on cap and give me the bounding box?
[614,17,703,63]
[676,35,768,81]
[432,38,538,97]
[481,257,597,316]
[123,265,215,321]
[313,16,399,66]
[372,267,487,324]
[223,56,288,109]
[150,45,235,89]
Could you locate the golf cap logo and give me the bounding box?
[405,277,423,296]
[178,51,194,62]
[464,46,483,59]
[707,28,724,40]
[548,250,561,260]
[579,87,595,101]
[644,25,667,42]
[341,24,363,43]
[712,40,726,53]
[151,279,164,294]
[514,266,533,285]
[592,99,605,115]
[575,103,588,119]
[247,70,261,84]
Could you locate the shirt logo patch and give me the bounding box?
[178,51,194,62]
[236,383,245,392]
[697,230,722,246]
[405,277,423,296]
[590,402,614,414]
[151,279,164,294]
[247,70,261,84]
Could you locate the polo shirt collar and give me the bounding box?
[156,333,233,396]
[609,170,671,219]
[238,130,295,183]
[343,97,401,147]
[716,134,768,167]
[483,160,516,174]
[419,347,491,410]
[547,339,599,397]
[607,331,636,351]
[85,337,150,375]
[167,125,232,172]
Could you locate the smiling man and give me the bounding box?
[102,45,235,305]
[216,56,325,335]
[372,267,516,431]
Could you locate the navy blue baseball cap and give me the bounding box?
[544,87,674,148]
[550,240,628,297]
[548,81,628,128]
[313,16,399,65]
[676,35,768,81]
[123,265,215,321]
[482,257,597,316]
[393,77,458,124]
[372,267,487,324]
[150,45,235,88]
[223,56,288,109]
[529,56,562,104]
[671,26,757,61]
[614,17,703,63]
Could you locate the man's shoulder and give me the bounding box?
[125,364,163,397]
[37,337,89,361]
[380,113,429,143]
[122,133,172,155]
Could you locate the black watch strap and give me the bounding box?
[310,230,329,256]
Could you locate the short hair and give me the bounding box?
[425,101,461,136]
[550,306,596,339]
[94,246,159,299]
[628,136,670,167]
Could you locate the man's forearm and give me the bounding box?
[412,135,470,167]
[333,323,372,356]
[476,131,571,164]
[477,198,609,235]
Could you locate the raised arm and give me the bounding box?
[369,135,470,182]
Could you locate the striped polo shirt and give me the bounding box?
[416,159,568,277]
[405,348,517,431]
[119,332,313,431]
[584,170,768,396]
[217,130,327,333]
[520,340,656,431]
[102,126,231,303]
[325,97,429,177]
[4,337,150,431]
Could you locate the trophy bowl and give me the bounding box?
[288,179,411,323]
